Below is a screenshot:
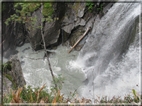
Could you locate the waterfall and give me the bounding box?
[1,1,141,101]
[77,2,141,98]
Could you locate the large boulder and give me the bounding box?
[25,3,66,50]
[61,3,86,35]
[25,8,43,50]
[3,56,26,89]
[61,3,94,50]
[62,3,114,51]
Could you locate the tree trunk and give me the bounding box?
[40,3,57,89]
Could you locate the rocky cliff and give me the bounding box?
[2,2,114,58]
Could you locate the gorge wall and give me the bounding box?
[2,2,114,58]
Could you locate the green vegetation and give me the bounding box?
[1,61,141,104]
[3,86,142,104]
[86,2,94,11]
[5,2,54,26]
[86,2,104,14]
[1,61,12,72]
[1,62,18,89]
[5,3,40,25]
[42,3,53,17]
[3,73,142,104]
[132,89,140,103]
[3,85,77,103]
[96,3,104,13]
[4,74,17,89]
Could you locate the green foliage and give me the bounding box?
[3,85,64,103]
[96,3,104,13]
[1,62,18,89]
[3,92,13,103]
[132,89,140,103]
[86,2,104,14]
[1,61,12,71]
[14,3,41,14]
[5,3,41,25]
[98,90,141,104]
[20,85,50,103]
[86,2,94,11]
[3,87,142,104]
[43,3,53,17]
[5,3,54,26]
[4,74,17,90]
[2,3,6,12]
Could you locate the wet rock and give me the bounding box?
[25,8,43,50]
[69,27,85,50]
[103,3,114,14]
[44,21,61,46]
[61,3,86,34]
[3,48,18,59]
[3,55,26,89]
[2,3,27,56]
[3,76,12,95]
[2,24,26,58]
[25,3,66,50]
[61,29,70,43]
[22,47,30,52]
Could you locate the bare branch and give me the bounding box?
[40,3,57,89]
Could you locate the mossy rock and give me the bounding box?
[1,61,12,72]
[42,3,54,17]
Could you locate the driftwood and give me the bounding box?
[40,4,57,89]
[68,27,91,53]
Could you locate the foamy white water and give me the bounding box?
[75,1,141,100]
[16,43,85,95]
[77,45,141,99]
[1,1,141,102]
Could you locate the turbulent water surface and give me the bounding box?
[16,44,85,95]
[2,1,141,101]
[76,2,141,99]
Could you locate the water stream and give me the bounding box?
[1,1,141,101]
[76,2,141,99]
[16,44,85,95]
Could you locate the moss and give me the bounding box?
[42,3,54,17]
[14,3,41,13]
[86,2,94,11]
[28,3,41,13]
[5,2,54,25]
[4,74,17,89]
[1,61,12,72]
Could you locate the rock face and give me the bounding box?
[3,76,12,95]
[62,3,86,34]
[61,3,97,50]
[61,3,91,50]
[2,2,114,56]
[3,56,26,89]
[25,3,66,50]
[2,3,27,58]
[25,8,43,50]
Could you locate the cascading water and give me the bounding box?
[75,2,141,99]
[2,1,141,102]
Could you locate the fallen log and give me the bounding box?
[68,27,91,53]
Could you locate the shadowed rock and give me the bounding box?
[3,55,26,89]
